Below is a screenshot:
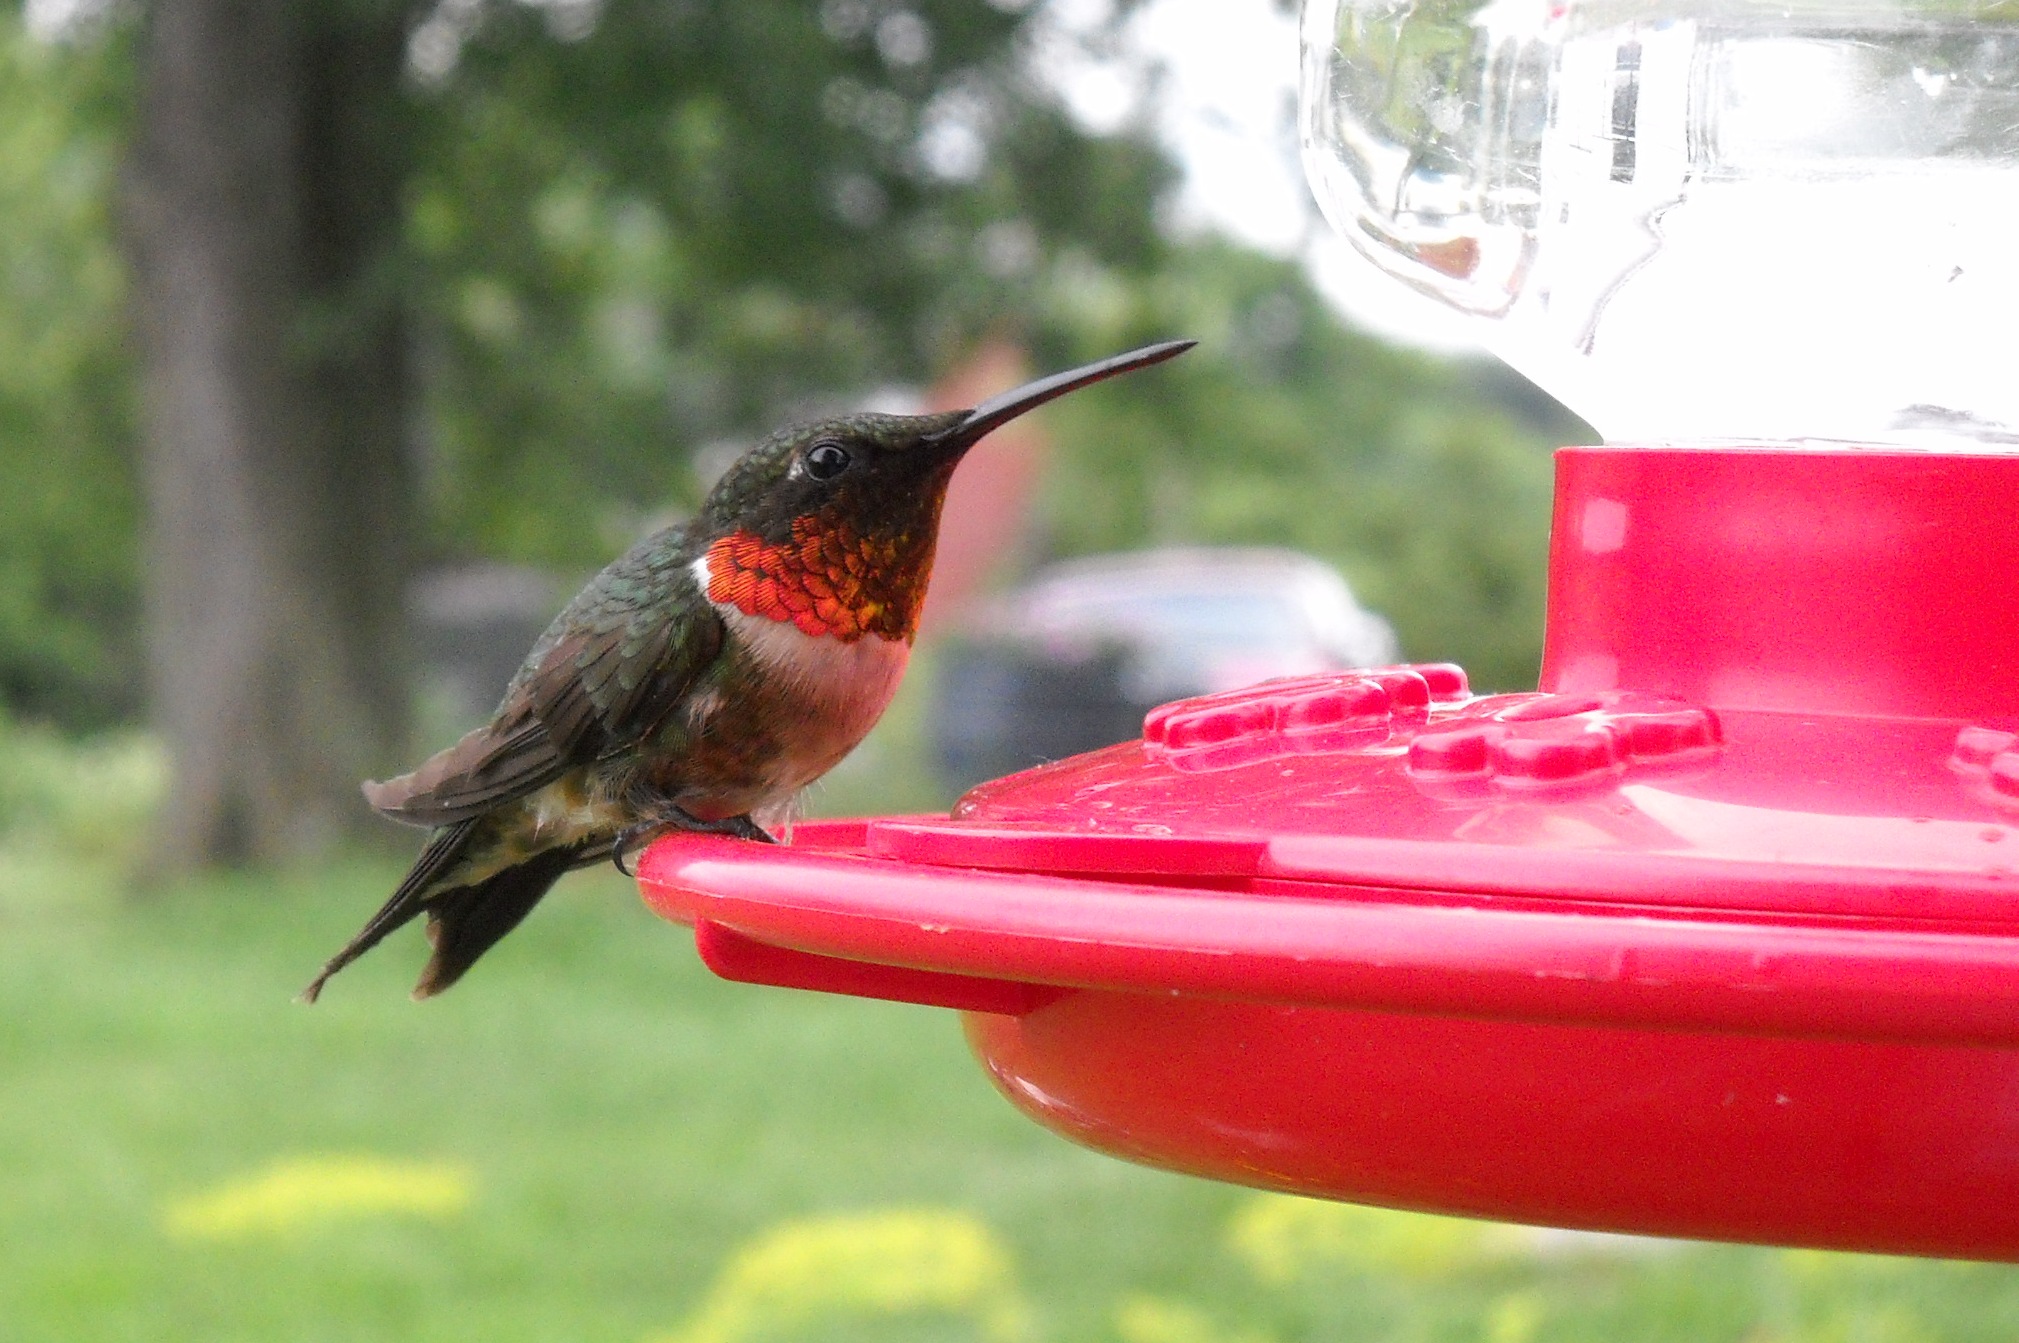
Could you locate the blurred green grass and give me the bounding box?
[4,720,2019,1340]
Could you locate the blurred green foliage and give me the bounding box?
[409,0,1184,569]
[0,18,137,728]
[1,0,1565,731]
[0,703,160,916]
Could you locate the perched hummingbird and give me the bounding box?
[303,340,1194,1001]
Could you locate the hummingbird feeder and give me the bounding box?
[641,0,2019,1260]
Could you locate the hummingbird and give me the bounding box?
[302,339,1195,1001]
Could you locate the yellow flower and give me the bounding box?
[653,1207,1027,1343]
[1112,1293,1275,1343]
[1226,1193,1521,1283]
[1766,1304,1932,1343]
[1483,1290,1545,1343]
[1778,1248,1912,1283]
[162,1154,472,1241]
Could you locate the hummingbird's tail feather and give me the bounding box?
[300,819,481,1003]
[410,842,584,999]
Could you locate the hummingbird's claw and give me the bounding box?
[707,813,776,844]
[610,837,640,879]
[610,808,776,877]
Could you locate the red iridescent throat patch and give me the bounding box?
[706,515,932,642]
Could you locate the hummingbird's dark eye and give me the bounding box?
[803,440,852,481]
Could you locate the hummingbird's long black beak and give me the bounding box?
[931,339,1196,451]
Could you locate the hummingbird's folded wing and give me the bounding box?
[364,528,725,828]
[360,712,569,827]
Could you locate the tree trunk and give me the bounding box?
[124,0,415,868]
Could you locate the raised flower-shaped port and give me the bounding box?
[1143,664,1468,770]
[1140,667,1717,793]
[1408,691,1721,791]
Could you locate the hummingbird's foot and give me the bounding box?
[610,825,654,878]
[609,808,777,876]
[694,811,776,844]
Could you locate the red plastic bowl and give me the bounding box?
[640,446,2019,1260]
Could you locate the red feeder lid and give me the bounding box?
[640,446,2019,1261]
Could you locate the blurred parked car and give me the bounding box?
[931,548,1400,791]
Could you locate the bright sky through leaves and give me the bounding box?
[1051,0,1489,352]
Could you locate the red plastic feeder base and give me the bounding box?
[639,446,2019,1260]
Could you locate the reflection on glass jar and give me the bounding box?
[1301,0,2019,447]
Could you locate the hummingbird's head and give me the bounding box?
[696,339,1195,644]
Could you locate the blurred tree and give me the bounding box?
[407,0,1177,568]
[125,0,417,865]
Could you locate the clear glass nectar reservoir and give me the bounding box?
[1301,0,2019,445]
